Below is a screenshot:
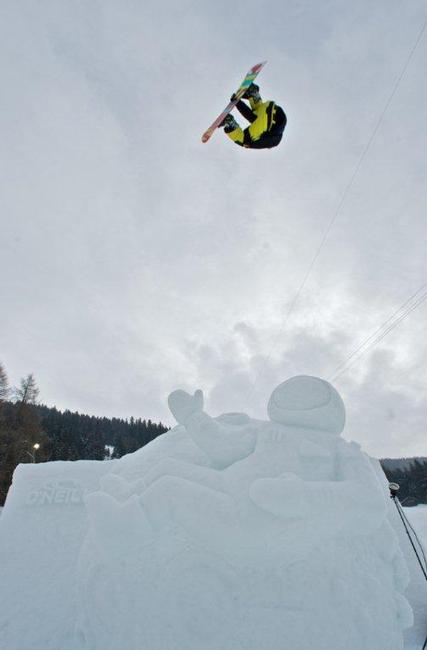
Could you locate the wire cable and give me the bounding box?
[251,16,427,390]
[329,285,427,380]
[391,494,427,581]
[329,282,427,379]
[395,498,427,574]
[390,492,427,650]
[278,17,427,333]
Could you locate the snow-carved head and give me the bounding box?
[267,375,345,435]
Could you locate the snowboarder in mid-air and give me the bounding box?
[220,83,287,149]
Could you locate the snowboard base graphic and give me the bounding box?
[201,61,267,143]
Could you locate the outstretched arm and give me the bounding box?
[235,100,257,123]
[168,390,256,469]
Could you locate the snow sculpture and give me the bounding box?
[76,376,412,650]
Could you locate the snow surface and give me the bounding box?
[0,376,420,649]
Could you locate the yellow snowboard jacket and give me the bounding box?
[227,97,286,149]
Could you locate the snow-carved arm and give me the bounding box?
[168,389,256,470]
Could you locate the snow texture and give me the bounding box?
[0,376,414,649]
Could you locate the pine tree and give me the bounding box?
[0,373,49,504]
[0,364,11,503]
[14,373,39,405]
[0,362,9,404]
[112,436,127,459]
[381,458,427,506]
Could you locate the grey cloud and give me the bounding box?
[1,0,426,458]
[176,323,427,458]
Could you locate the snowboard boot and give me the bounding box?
[220,114,239,133]
[243,83,261,103]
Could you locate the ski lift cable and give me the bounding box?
[329,282,427,380]
[330,289,427,380]
[262,17,427,359]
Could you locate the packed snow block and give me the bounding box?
[0,459,115,650]
[75,376,412,650]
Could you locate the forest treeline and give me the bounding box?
[0,362,168,506]
[380,458,427,507]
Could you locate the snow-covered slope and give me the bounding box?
[0,376,419,649]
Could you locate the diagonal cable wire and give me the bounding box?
[329,282,427,379]
[397,499,427,573]
[330,288,427,380]
[260,16,427,364]
[246,16,427,403]
[331,292,427,379]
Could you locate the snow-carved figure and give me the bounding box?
[76,376,412,650]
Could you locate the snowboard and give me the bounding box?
[201,61,267,143]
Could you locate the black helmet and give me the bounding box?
[243,83,260,100]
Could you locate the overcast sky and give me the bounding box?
[1,0,427,458]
